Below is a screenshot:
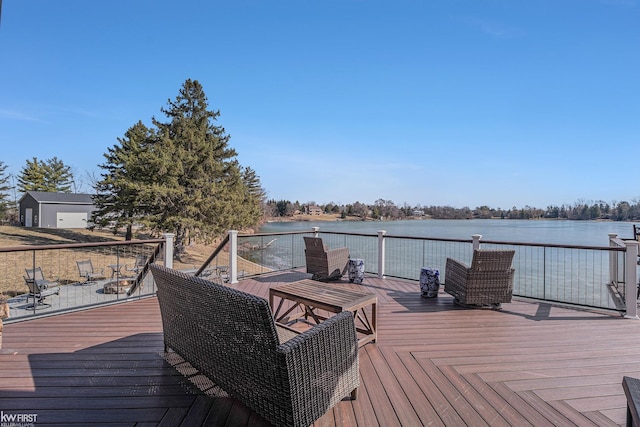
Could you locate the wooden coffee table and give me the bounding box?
[269,279,377,347]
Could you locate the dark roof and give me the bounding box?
[20,191,94,205]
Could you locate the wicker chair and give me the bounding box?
[304,236,350,281]
[150,264,360,427]
[444,249,515,307]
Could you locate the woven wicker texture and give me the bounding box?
[622,376,640,426]
[150,264,359,427]
[444,249,515,306]
[303,237,350,281]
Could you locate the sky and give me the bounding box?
[1,0,639,210]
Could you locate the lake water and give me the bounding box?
[260,219,635,247]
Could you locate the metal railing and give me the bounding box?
[225,227,639,316]
[1,236,169,321]
[4,227,637,321]
[608,234,639,317]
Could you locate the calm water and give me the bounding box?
[259,219,635,247]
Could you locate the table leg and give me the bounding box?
[354,303,377,347]
[372,301,377,342]
[269,292,274,314]
[304,305,322,324]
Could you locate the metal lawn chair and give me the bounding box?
[24,267,60,308]
[76,259,106,284]
[125,255,148,275]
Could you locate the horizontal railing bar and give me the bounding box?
[239,230,315,237]
[239,230,474,242]
[475,239,624,251]
[0,238,165,253]
[331,232,474,242]
[239,230,623,252]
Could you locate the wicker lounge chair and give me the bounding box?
[24,267,60,308]
[304,236,350,281]
[444,249,516,308]
[150,264,359,427]
[76,259,105,284]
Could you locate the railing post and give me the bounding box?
[312,226,320,237]
[609,233,618,286]
[624,240,638,319]
[472,234,482,251]
[377,230,386,278]
[163,233,174,269]
[229,230,239,284]
[31,250,37,314]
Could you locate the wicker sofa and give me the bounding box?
[150,264,360,427]
[444,249,515,307]
[304,236,350,281]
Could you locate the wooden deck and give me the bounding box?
[1,270,639,426]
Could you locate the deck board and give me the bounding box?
[1,271,639,426]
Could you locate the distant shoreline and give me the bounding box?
[267,213,354,222]
[265,215,634,223]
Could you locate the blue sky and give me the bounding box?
[1,0,638,209]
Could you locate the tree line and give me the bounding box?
[265,199,640,222]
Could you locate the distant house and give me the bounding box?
[18,191,96,229]
[307,205,323,215]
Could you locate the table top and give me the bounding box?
[270,279,376,313]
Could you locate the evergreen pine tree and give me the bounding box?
[17,157,49,192]
[241,166,266,221]
[92,121,155,240]
[0,161,12,220]
[45,157,74,193]
[17,157,74,193]
[96,79,263,258]
[146,79,263,257]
